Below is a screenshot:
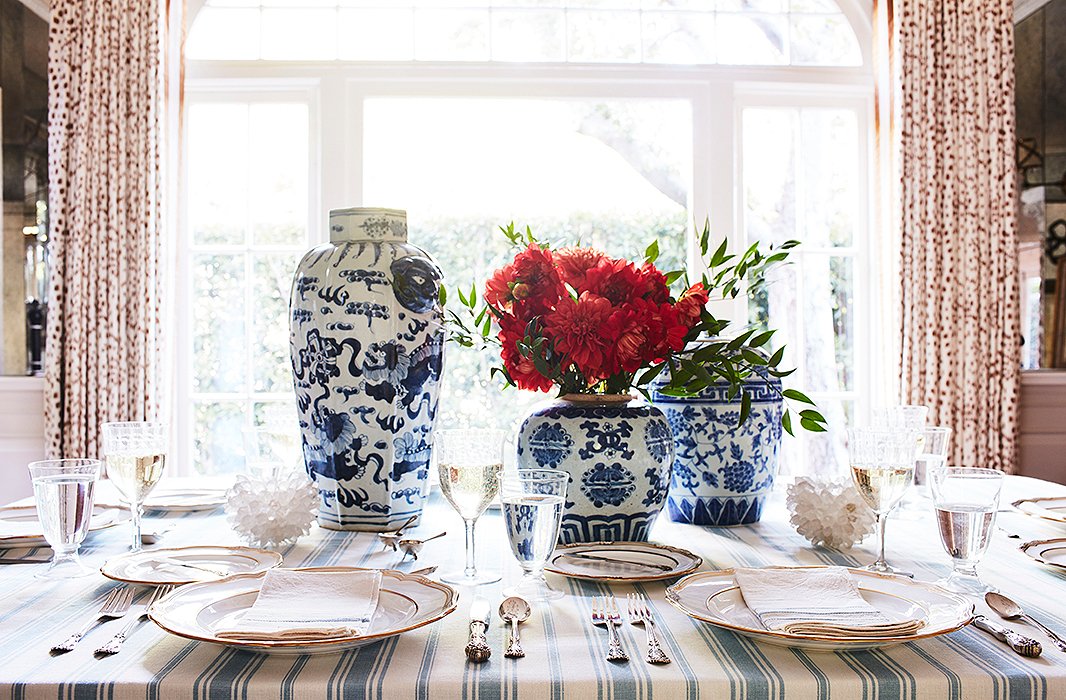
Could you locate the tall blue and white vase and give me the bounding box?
[515,395,673,543]
[289,208,444,531]
[650,377,783,526]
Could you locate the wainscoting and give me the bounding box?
[1019,370,1066,484]
[0,376,44,504]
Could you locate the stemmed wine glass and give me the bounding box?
[848,427,921,575]
[28,459,102,579]
[436,429,505,585]
[502,469,569,601]
[913,427,952,499]
[930,467,1004,594]
[102,422,168,553]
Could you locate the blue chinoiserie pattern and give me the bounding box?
[289,208,444,531]
[651,376,783,526]
[516,396,673,543]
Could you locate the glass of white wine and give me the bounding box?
[930,467,1004,594]
[102,422,167,552]
[848,427,921,576]
[28,459,101,579]
[436,428,506,586]
[502,469,568,601]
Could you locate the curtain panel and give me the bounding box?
[45,0,166,458]
[896,0,1020,471]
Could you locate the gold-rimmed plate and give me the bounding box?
[1020,538,1066,571]
[148,566,458,654]
[102,545,284,586]
[545,541,702,582]
[0,505,130,547]
[1013,497,1066,525]
[666,567,973,651]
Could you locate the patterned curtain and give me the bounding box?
[896,0,1020,471]
[44,0,166,458]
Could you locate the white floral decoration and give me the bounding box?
[786,476,876,549]
[225,469,319,549]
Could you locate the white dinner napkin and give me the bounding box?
[733,567,925,638]
[215,569,382,641]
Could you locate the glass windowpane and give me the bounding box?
[715,14,787,65]
[252,253,302,393]
[414,9,490,60]
[261,9,339,60]
[193,254,247,393]
[338,9,416,60]
[193,401,246,474]
[187,8,261,60]
[790,14,861,66]
[567,11,641,62]
[248,103,309,245]
[491,10,566,61]
[642,11,715,64]
[188,103,249,246]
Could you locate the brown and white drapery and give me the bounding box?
[44,0,169,458]
[893,0,1020,471]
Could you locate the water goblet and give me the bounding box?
[848,427,921,575]
[930,467,1004,595]
[437,429,506,585]
[28,459,102,579]
[501,469,569,601]
[102,422,168,553]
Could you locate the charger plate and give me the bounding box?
[149,566,458,654]
[1013,497,1066,525]
[665,566,973,651]
[102,545,283,586]
[1020,538,1066,571]
[0,505,129,547]
[545,541,701,582]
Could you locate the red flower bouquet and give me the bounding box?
[448,223,827,433]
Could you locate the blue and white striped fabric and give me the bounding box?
[2,474,1065,699]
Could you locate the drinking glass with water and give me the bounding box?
[930,467,1003,594]
[501,469,568,602]
[28,459,102,579]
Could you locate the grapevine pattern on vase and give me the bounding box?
[289,208,445,531]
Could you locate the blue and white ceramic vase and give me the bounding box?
[289,208,444,531]
[515,394,674,543]
[650,377,783,526]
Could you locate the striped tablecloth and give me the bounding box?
[3,474,1066,699]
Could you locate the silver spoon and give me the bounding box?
[499,596,531,658]
[398,531,446,561]
[377,515,420,552]
[985,591,1066,652]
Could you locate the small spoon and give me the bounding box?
[985,591,1066,652]
[499,596,532,658]
[377,515,420,552]
[398,532,446,561]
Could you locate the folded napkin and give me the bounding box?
[215,569,382,642]
[733,567,925,638]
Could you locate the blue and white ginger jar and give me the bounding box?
[516,395,673,543]
[651,376,783,526]
[289,207,444,531]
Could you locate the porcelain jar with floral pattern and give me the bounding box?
[289,207,444,531]
[650,376,783,526]
[515,394,673,543]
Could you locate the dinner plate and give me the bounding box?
[0,505,130,547]
[101,546,283,585]
[544,541,702,582]
[1013,497,1066,525]
[1020,538,1066,571]
[149,566,458,654]
[143,488,228,512]
[665,566,973,651]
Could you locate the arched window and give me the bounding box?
[179,0,874,477]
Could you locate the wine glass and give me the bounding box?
[502,469,569,602]
[436,429,506,585]
[930,467,1004,595]
[102,422,168,553]
[848,427,921,575]
[28,459,101,579]
[913,427,952,499]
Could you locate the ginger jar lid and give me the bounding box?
[329,207,408,243]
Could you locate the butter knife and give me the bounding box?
[563,553,673,572]
[465,597,492,662]
[973,615,1042,657]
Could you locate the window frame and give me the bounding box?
[177,52,876,475]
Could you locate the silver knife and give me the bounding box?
[563,552,673,572]
[465,597,492,662]
[973,615,1042,657]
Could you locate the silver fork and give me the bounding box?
[51,586,135,653]
[591,596,629,662]
[627,593,671,664]
[95,585,174,656]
